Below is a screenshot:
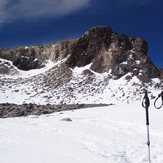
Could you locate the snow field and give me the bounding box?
[0,58,162,105]
[0,103,163,163]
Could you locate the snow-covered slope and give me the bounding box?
[0,58,162,105]
[0,103,163,163]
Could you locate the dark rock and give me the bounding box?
[13,56,39,70]
[61,118,72,121]
[132,37,148,53]
[66,26,113,68]
[158,69,163,79]
[118,34,132,51]
[0,103,109,118]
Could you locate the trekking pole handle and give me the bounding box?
[142,90,150,125]
[154,91,163,109]
[142,90,150,109]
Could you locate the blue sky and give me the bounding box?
[0,0,163,68]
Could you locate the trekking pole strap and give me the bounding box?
[142,90,150,125]
[154,91,163,109]
[142,90,150,109]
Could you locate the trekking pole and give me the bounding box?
[154,91,163,109]
[142,89,151,163]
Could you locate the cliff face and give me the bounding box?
[0,39,78,70]
[0,26,161,79]
[66,26,160,79]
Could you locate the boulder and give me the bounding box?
[61,118,72,122]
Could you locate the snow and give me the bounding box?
[121,61,127,64]
[0,103,163,163]
[73,63,92,74]
[0,59,56,79]
[0,58,162,105]
[0,56,163,162]
[136,60,140,64]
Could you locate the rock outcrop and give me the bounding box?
[0,39,78,70]
[66,26,160,79]
[66,26,113,68]
[0,103,108,118]
[0,26,162,79]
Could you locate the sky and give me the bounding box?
[0,0,163,68]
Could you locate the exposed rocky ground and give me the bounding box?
[0,103,109,118]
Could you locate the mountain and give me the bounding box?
[0,26,162,105]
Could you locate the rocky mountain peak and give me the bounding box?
[83,26,113,42]
[66,26,113,67]
[66,26,160,79]
[0,25,162,80]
